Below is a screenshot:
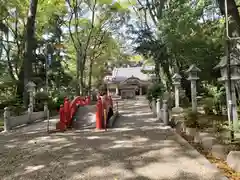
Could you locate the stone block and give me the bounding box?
[172,107,183,114]
[186,127,197,137]
[31,111,45,121]
[175,123,182,134]
[181,122,186,133]
[226,151,240,172]
[211,144,227,160]
[9,114,29,128]
[199,132,212,139]
[194,131,201,143]
[108,112,119,128]
[201,136,217,151]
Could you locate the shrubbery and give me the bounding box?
[35,91,68,111]
[146,83,165,103]
[184,111,199,128]
[0,96,25,115]
[202,84,225,115]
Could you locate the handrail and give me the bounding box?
[57,96,91,130]
[57,95,114,131]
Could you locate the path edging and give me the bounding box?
[108,111,120,128]
[169,128,229,180]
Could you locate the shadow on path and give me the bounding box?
[0,97,226,180]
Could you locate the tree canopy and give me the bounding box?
[0,0,239,106]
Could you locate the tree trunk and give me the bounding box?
[76,50,81,96]
[154,59,161,83]
[218,0,240,35]
[88,58,94,95]
[217,0,240,97]
[80,66,85,95]
[23,0,38,107]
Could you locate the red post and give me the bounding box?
[102,97,108,130]
[96,97,103,129]
[57,104,66,131]
[64,98,70,124]
[59,105,65,124]
[85,96,91,105]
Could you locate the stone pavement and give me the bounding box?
[0,97,227,180]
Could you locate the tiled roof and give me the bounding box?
[111,66,154,82]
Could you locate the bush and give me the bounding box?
[146,83,165,103]
[35,91,68,111]
[202,97,214,115]
[34,92,49,111]
[52,92,67,108]
[0,96,25,115]
[184,111,199,128]
[203,84,225,115]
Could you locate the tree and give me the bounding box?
[22,0,39,106]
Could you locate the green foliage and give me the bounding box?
[35,92,49,102]
[0,96,25,115]
[52,92,67,108]
[146,83,165,103]
[34,92,49,111]
[184,111,199,128]
[203,84,225,115]
[202,97,214,115]
[133,0,224,86]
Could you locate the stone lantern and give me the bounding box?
[172,73,182,109]
[186,64,201,113]
[26,81,36,110]
[215,54,240,131]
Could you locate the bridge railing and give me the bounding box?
[57,95,116,131]
[57,96,90,131]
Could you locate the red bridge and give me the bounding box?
[56,95,115,131]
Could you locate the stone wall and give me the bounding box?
[4,107,48,131]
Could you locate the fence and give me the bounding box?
[3,104,48,132]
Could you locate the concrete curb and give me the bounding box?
[170,128,229,180]
[108,111,120,128]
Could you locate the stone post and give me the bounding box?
[29,91,34,108]
[139,87,143,95]
[26,81,36,110]
[44,102,49,119]
[163,100,169,125]
[215,55,240,131]
[156,98,161,120]
[115,86,119,95]
[172,73,182,113]
[230,82,238,131]
[174,85,180,107]
[186,64,201,113]
[4,107,10,132]
[225,81,231,125]
[27,104,33,124]
[191,80,197,113]
[221,82,238,131]
[152,98,156,117]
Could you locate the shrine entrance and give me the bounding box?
[119,76,150,99]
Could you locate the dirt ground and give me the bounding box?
[0,97,227,180]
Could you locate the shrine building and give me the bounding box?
[104,65,154,99]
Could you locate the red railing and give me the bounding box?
[95,95,113,130]
[57,96,90,131]
[56,95,114,131]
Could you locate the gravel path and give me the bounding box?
[0,97,227,180]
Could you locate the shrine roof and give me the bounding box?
[110,66,154,82]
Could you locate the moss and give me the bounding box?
[0,120,3,127]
